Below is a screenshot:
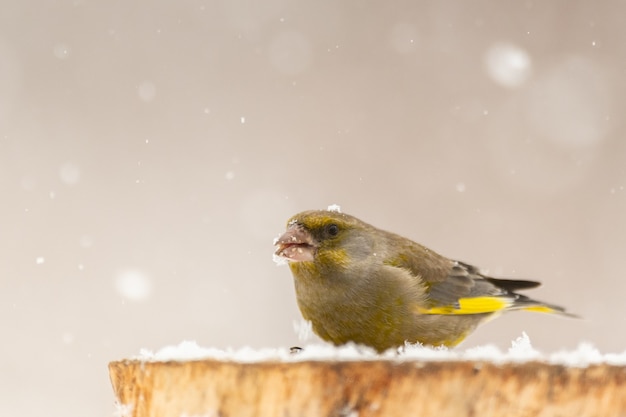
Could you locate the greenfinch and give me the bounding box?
[274,209,574,353]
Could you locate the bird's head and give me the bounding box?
[274,210,376,269]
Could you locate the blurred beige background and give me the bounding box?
[2,1,626,416]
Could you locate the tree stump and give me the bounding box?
[109,356,626,417]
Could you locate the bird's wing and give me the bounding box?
[424,262,571,315]
[383,242,561,315]
[422,261,518,314]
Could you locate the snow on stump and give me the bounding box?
[108,341,626,417]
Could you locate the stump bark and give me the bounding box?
[109,358,626,417]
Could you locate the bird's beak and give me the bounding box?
[274,224,316,262]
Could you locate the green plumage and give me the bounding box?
[274,210,574,352]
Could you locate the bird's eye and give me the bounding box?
[326,224,339,237]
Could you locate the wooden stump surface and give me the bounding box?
[109,358,626,417]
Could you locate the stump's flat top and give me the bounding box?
[129,334,626,367]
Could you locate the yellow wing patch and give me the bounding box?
[521,305,558,314]
[417,296,513,315]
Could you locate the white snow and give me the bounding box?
[138,341,294,363]
[272,229,290,266]
[61,332,75,345]
[293,319,313,342]
[327,204,342,213]
[53,43,71,60]
[59,163,80,185]
[113,401,133,417]
[137,81,156,102]
[134,334,626,367]
[548,343,611,367]
[507,332,541,362]
[114,269,152,301]
[389,23,419,55]
[484,42,532,88]
[272,252,289,266]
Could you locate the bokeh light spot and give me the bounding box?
[115,270,153,301]
[485,42,532,88]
